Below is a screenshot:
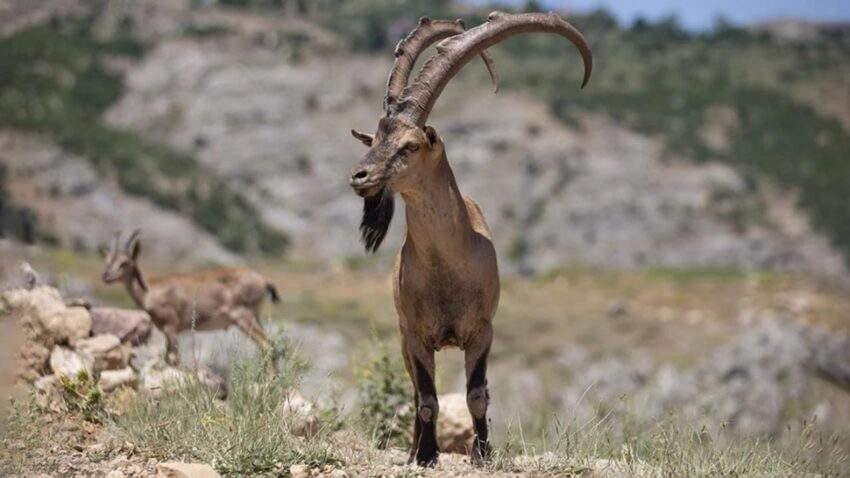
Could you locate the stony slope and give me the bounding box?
[0,4,846,277]
[103,28,846,276]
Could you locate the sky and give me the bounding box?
[468,0,850,31]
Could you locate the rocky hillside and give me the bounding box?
[1,1,848,277]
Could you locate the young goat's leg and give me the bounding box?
[464,324,493,465]
[160,322,180,366]
[406,338,439,467]
[231,307,277,377]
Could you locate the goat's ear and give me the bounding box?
[130,240,142,261]
[424,125,438,146]
[350,129,373,147]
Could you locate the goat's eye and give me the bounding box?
[407,143,420,152]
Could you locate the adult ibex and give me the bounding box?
[101,230,280,374]
[348,12,591,466]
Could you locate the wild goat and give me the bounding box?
[101,230,280,373]
[348,12,591,466]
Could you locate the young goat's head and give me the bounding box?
[100,230,143,286]
[349,12,591,253]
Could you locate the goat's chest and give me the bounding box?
[396,253,493,349]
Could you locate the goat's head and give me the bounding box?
[349,12,592,253]
[100,230,143,286]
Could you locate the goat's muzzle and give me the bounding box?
[349,165,384,198]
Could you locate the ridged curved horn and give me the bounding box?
[394,11,592,126]
[385,16,498,113]
[125,229,141,252]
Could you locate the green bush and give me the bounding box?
[355,340,414,449]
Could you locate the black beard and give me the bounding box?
[360,187,394,253]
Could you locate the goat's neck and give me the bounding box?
[123,267,147,308]
[400,153,473,260]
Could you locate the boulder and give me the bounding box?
[40,306,92,346]
[17,341,51,382]
[1,286,92,345]
[90,307,152,345]
[436,393,474,454]
[33,374,61,411]
[194,364,228,399]
[100,367,137,392]
[0,286,65,322]
[130,327,168,374]
[75,334,129,371]
[142,366,226,399]
[281,390,320,438]
[49,346,93,378]
[142,367,189,398]
[156,462,221,478]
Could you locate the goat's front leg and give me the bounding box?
[230,307,277,377]
[464,322,493,465]
[405,337,439,467]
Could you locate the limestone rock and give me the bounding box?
[142,365,226,399]
[0,286,65,323]
[142,367,189,397]
[75,334,129,371]
[289,464,311,478]
[49,346,92,378]
[436,393,474,455]
[17,341,51,382]
[41,306,92,346]
[90,307,152,345]
[281,390,320,438]
[156,462,221,478]
[100,367,137,392]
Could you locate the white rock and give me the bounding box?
[100,367,137,392]
[41,306,92,346]
[0,286,65,321]
[436,392,474,455]
[142,367,189,397]
[75,334,129,371]
[156,462,221,478]
[49,346,93,378]
[281,390,320,438]
[142,365,225,399]
[289,464,311,478]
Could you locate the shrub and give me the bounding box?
[355,340,414,449]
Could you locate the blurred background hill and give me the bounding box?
[1,0,848,278]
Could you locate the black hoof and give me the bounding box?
[416,451,439,467]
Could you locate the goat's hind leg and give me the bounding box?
[465,323,493,465]
[231,307,277,377]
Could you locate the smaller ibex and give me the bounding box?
[101,230,280,373]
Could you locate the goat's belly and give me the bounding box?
[186,313,231,331]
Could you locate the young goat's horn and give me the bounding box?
[125,229,141,251]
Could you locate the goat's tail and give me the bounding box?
[266,282,281,303]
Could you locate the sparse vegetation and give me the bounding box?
[115,352,335,475]
[356,339,414,449]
